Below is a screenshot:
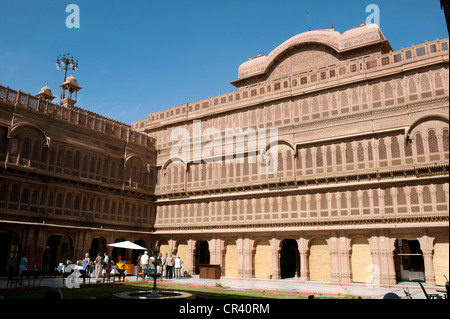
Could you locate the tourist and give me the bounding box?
[156,253,163,274]
[141,250,149,269]
[162,252,167,278]
[110,261,119,275]
[174,255,182,279]
[137,253,142,272]
[149,254,155,269]
[82,253,90,270]
[19,254,28,274]
[165,253,174,279]
[94,253,103,279]
[103,252,110,266]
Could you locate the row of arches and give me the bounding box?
[149,70,448,148]
[0,230,149,276]
[155,182,449,225]
[157,234,449,286]
[0,125,155,191]
[158,121,449,191]
[0,180,156,226]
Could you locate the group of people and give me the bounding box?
[68,250,185,280]
[138,251,184,279]
[81,252,117,278]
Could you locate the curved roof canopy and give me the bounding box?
[232,24,391,86]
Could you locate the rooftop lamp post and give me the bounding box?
[56,53,78,99]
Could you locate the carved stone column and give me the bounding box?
[297,238,309,282]
[327,236,340,282]
[369,234,396,286]
[418,235,436,286]
[271,237,281,280]
[339,236,352,283]
[188,239,196,276]
[242,237,253,278]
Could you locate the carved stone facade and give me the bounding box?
[0,24,448,286]
[134,25,449,286]
[0,84,157,274]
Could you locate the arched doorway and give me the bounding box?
[194,240,209,274]
[394,238,425,283]
[0,232,20,276]
[90,237,107,261]
[42,234,72,274]
[254,239,272,279]
[159,239,170,258]
[308,237,331,282]
[280,239,299,279]
[176,240,190,275]
[351,236,373,283]
[224,239,238,277]
[433,234,449,286]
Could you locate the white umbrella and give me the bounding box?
[107,241,147,250]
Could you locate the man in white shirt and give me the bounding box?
[174,255,182,279]
[140,251,149,269]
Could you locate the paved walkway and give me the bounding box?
[0,274,445,299]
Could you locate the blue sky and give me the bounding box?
[0,0,447,124]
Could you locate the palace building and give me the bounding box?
[1,24,449,286]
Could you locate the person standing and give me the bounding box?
[137,253,142,269]
[162,252,168,279]
[165,254,174,279]
[174,255,182,279]
[19,254,28,274]
[140,251,149,269]
[103,252,110,265]
[82,253,90,270]
[94,253,103,279]
[156,253,163,274]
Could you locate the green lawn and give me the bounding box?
[0,283,316,299]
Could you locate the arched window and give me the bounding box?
[31,141,41,162]
[420,74,431,92]
[10,136,20,156]
[428,130,439,153]
[409,78,417,94]
[391,136,401,159]
[345,143,354,163]
[415,133,424,155]
[378,138,387,160]
[443,128,449,152]
[21,138,31,160]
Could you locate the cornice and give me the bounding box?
[152,214,449,234]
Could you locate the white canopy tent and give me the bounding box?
[107,241,147,250]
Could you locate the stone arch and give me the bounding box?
[308,237,331,281]
[350,236,374,283]
[433,234,449,286]
[42,233,74,273]
[279,238,300,279]
[0,231,21,276]
[223,238,238,277]
[194,239,210,275]
[8,123,48,145]
[175,239,190,275]
[158,239,170,257]
[253,238,272,279]
[406,115,449,139]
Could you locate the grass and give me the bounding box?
[0,283,316,300]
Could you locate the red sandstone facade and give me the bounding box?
[0,24,449,286]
